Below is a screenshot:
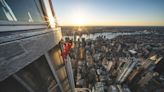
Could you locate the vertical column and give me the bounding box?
[65,56,75,92]
[44,53,64,92]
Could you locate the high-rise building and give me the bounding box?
[116,57,138,84]
[0,0,74,92]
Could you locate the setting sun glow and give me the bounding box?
[73,17,86,26]
[71,11,88,26]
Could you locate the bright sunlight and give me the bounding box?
[71,10,88,26]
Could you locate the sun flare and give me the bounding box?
[72,11,88,26]
[73,17,86,26]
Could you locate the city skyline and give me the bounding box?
[52,0,164,26]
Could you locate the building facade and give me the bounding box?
[0,0,74,92]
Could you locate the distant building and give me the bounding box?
[95,82,105,92]
[0,0,74,92]
[116,57,138,83]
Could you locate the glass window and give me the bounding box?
[16,56,57,92]
[62,79,71,92]
[57,66,67,82]
[49,45,64,69]
[64,84,70,92]
[67,89,72,92]
[58,48,64,64]
[0,0,44,23]
[48,86,61,92]
[0,76,29,92]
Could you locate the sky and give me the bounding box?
[52,0,164,26]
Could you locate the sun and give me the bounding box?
[74,17,86,26]
[72,11,87,26]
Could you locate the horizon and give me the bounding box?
[59,25,164,27]
[52,0,164,26]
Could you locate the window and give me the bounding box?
[62,79,71,92]
[48,86,61,92]
[16,56,57,92]
[49,45,64,69]
[58,48,64,64]
[56,66,67,82]
[0,0,44,23]
[0,76,29,92]
[67,89,72,92]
